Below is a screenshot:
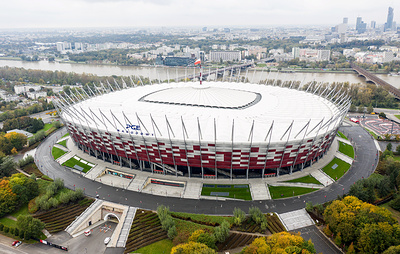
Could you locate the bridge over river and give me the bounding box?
[352,63,400,100]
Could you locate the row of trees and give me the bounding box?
[0,174,38,218]
[324,196,400,253]
[2,116,44,133]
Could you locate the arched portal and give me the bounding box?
[104,213,120,223]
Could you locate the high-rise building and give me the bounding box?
[385,7,394,31]
[371,21,376,29]
[343,17,348,24]
[356,17,367,33]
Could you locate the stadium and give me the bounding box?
[54,78,350,179]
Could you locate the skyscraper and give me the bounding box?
[385,7,394,31]
[343,17,348,24]
[371,21,376,29]
[356,17,367,33]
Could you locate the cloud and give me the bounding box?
[76,0,173,5]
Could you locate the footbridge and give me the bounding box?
[182,57,274,81]
[352,63,400,100]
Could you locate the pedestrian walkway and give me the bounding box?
[66,199,103,236]
[268,182,323,189]
[311,170,334,187]
[335,153,353,165]
[86,165,106,180]
[279,208,315,231]
[116,207,136,248]
[336,137,351,145]
[183,182,202,199]
[53,143,68,152]
[250,182,271,200]
[50,130,350,201]
[57,151,74,164]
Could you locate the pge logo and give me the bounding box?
[126,124,141,131]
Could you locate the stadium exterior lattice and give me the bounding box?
[54,77,350,179]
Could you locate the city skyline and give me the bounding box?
[1,0,400,29]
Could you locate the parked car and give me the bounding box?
[12,240,19,246]
[15,241,22,247]
[104,237,111,245]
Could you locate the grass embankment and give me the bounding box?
[62,133,70,138]
[170,212,234,225]
[52,147,67,160]
[62,156,93,173]
[337,131,348,140]
[322,157,351,181]
[395,115,400,121]
[132,239,174,254]
[284,175,321,185]
[268,186,317,199]
[57,139,67,148]
[338,141,355,158]
[201,184,252,200]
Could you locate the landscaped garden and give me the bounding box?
[57,139,67,148]
[337,131,348,140]
[201,184,252,200]
[62,156,95,173]
[124,209,168,254]
[338,141,355,158]
[33,198,93,234]
[268,185,317,199]
[52,146,67,160]
[322,157,351,181]
[284,174,321,185]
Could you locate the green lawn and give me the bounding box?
[132,239,174,254]
[380,202,400,224]
[285,175,321,185]
[322,157,351,181]
[201,184,252,200]
[58,139,67,148]
[337,131,348,140]
[0,217,17,228]
[62,157,93,173]
[52,147,67,160]
[364,127,378,139]
[268,186,317,199]
[393,156,400,162]
[171,212,234,225]
[338,141,355,158]
[62,133,70,138]
[10,204,29,218]
[395,115,400,121]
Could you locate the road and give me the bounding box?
[36,124,377,215]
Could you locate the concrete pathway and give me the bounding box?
[183,182,202,199]
[335,153,354,165]
[250,182,271,200]
[279,208,315,231]
[336,137,351,145]
[85,165,106,180]
[311,170,334,187]
[53,143,68,152]
[126,175,148,192]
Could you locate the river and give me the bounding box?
[0,59,400,88]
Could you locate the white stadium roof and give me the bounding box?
[63,82,342,143]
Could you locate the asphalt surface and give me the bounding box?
[297,225,341,254]
[36,124,377,215]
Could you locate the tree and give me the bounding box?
[233,207,245,226]
[387,143,393,151]
[349,104,356,112]
[367,105,374,114]
[171,242,216,254]
[213,221,230,243]
[0,179,17,217]
[383,245,400,254]
[16,215,44,239]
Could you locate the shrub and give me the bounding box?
[213,221,230,243]
[4,226,9,233]
[233,207,246,226]
[0,223,3,231]
[9,227,14,235]
[19,230,24,239]
[168,225,177,239]
[18,155,35,168]
[14,228,19,236]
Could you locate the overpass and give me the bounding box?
[181,57,275,81]
[352,63,400,100]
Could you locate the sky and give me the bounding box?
[1,0,400,29]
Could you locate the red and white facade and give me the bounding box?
[55,80,350,179]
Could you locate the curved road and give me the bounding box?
[36,125,377,215]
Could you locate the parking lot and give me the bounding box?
[349,114,400,136]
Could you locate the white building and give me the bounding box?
[209,51,241,62]
[291,48,330,62]
[26,91,47,100]
[355,51,394,64]
[14,85,41,94]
